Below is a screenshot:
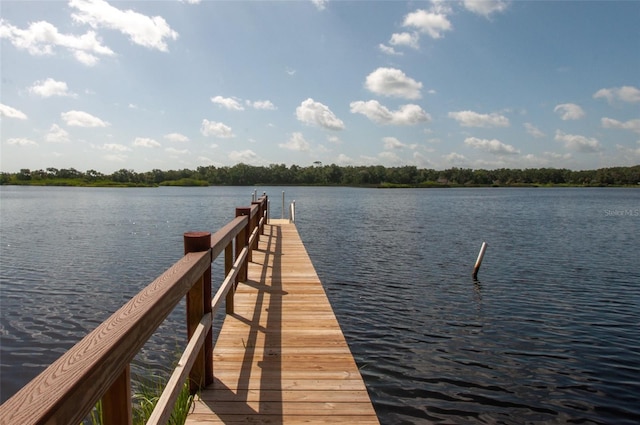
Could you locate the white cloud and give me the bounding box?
[99,143,131,152]
[464,137,520,154]
[383,137,406,150]
[524,122,545,138]
[310,0,328,11]
[593,86,640,104]
[279,132,311,151]
[165,147,188,155]
[378,151,402,164]
[350,100,431,125]
[365,67,422,99]
[335,153,353,165]
[7,138,38,146]
[602,117,640,134]
[133,137,161,148]
[164,132,189,142]
[70,0,178,52]
[378,44,402,56]
[463,0,510,18]
[211,96,244,110]
[29,78,75,98]
[180,0,201,4]
[249,100,276,110]
[45,124,70,143]
[443,152,467,163]
[554,103,585,120]
[555,130,601,153]
[327,135,341,144]
[389,32,419,49]
[403,9,452,39]
[229,149,258,163]
[0,19,114,65]
[0,103,27,119]
[201,119,235,138]
[296,98,345,130]
[448,110,510,127]
[61,110,109,127]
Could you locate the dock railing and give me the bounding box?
[0,194,269,425]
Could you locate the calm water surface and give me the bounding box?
[1,186,639,424]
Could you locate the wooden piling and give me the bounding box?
[472,241,488,280]
[183,231,213,390]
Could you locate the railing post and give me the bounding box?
[225,242,234,314]
[261,194,268,234]
[235,208,251,282]
[252,201,261,246]
[102,365,132,425]
[183,231,213,390]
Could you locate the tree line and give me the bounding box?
[1,164,639,187]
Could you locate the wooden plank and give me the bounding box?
[185,222,379,424]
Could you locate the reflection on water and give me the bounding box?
[1,186,639,424]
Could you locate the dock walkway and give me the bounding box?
[185,220,379,424]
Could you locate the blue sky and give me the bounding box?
[1,0,639,174]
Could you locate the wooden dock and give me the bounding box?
[185,220,379,424]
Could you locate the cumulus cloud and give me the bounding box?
[211,96,244,110]
[555,130,601,153]
[201,119,235,138]
[45,124,70,143]
[463,0,510,18]
[524,122,545,138]
[382,137,406,150]
[29,78,76,98]
[249,100,277,110]
[365,67,422,99]
[593,86,640,104]
[448,110,509,127]
[61,110,109,127]
[229,149,258,163]
[0,18,114,65]
[165,147,188,155]
[7,138,38,146]
[99,143,131,152]
[554,103,585,120]
[279,132,311,151]
[378,44,401,56]
[389,32,419,49]
[133,137,161,148]
[464,137,520,154]
[69,0,178,51]
[0,103,27,119]
[164,132,189,142]
[602,117,640,134]
[296,98,345,130]
[311,0,328,11]
[443,152,467,163]
[350,100,431,125]
[403,9,452,39]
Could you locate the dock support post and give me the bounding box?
[225,242,234,314]
[472,242,488,280]
[184,231,213,390]
[102,365,132,425]
[235,208,251,282]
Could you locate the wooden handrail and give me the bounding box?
[0,195,269,425]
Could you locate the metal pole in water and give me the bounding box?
[282,191,285,219]
[472,242,488,279]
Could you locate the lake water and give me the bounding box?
[1,186,639,424]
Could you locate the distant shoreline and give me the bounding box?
[2,164,639,187]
